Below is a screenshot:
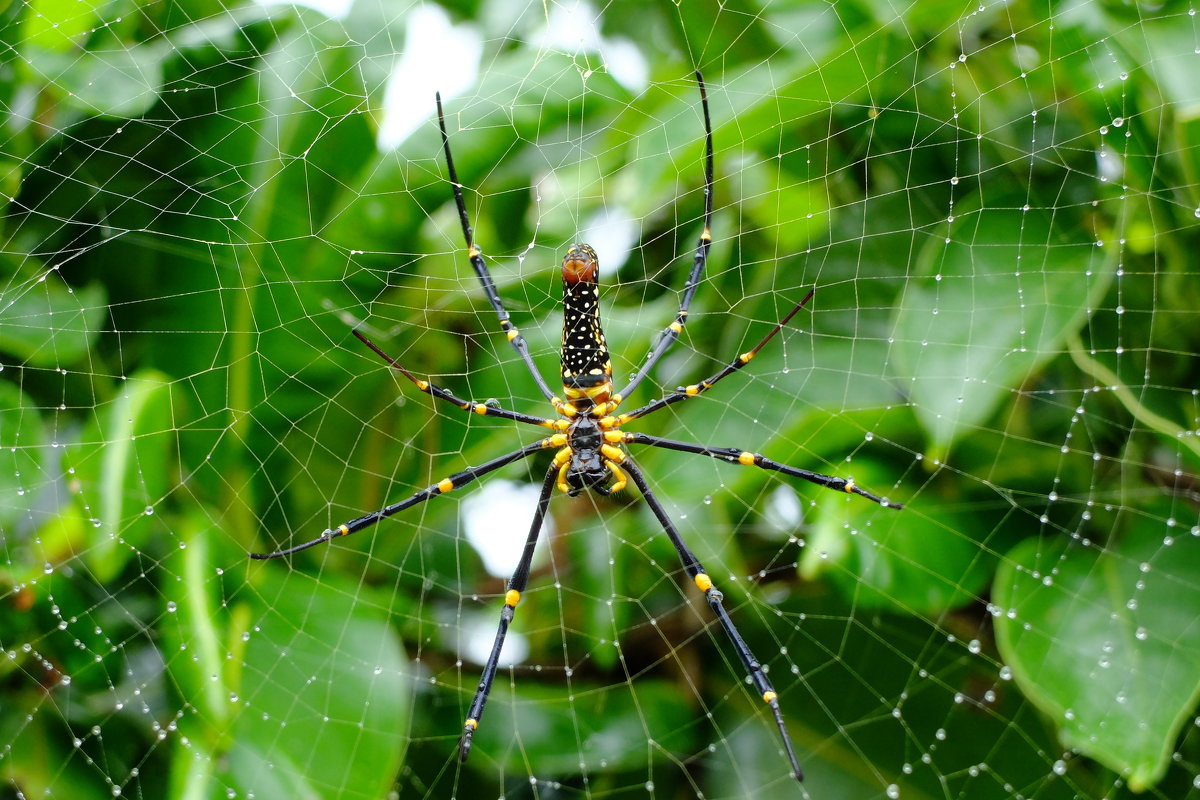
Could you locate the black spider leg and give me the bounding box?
[352,329,559,429]
[436,92,557,402]
[623,459,804,781]
[250,438,555,559]
[618,71,714,400]
[621,433,901,508]
[616,289,815,425]
[458,464,558,762]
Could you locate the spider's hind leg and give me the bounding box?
[623,459,805,781]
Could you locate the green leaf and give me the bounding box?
[890,207,1115,460]
[22,0,99,52]
[0,279,106,367]
[229,569,409,800]
[993,523,1200,790]
[0,381,46,529]
[800,462,984,615]
[65,370,174,583]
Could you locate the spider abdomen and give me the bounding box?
[560,243,613,403]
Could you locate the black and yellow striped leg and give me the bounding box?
[624,459,804,781]
[619,71,714,400]
[352,330,562,430]
[435,92,557,403]
[621,432,901,509]
[250,437,561,559]
[459,464,558,762]
[613,289,816,426]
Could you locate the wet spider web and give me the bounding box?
[2,1,1199,799]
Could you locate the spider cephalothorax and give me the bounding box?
[251,72,901,782]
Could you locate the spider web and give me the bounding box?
[3,1,1199,798]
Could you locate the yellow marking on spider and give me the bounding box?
[738,451,756,466]
[669,321,683,333]
[416,379,430,391]
[701,227,712,242]
[338,524,350,536]
[506,329,519,341]
[685,384,700,396]
[843,480,856,494]
[763,691,777,704]
[468,246,481,258]
[598,416,620,430]
[556,461,571,493]
[464,718,478,731]
[607,462,627,492]
[595,397,621,416]
[437,478,454,493]
[739,352,754,364]
[603,430,626,443]
[694,573,713,593]
[547,433,569,448]
[473,403,489,415]
[505,589,521,607]
[600,444,625,463]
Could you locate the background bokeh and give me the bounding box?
[2,1,1198,798]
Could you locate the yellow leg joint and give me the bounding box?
[473,403,489,415]
[606,463,627,493]
[694,573,713,593]
[739,352,754,364]
[557,461,571,493]
[505,589,521,607]
[738,451,756,465]
[338,524,350,536]
[506,328,519,341]
[464,717,478,731]
[763,691,777,704]
[468,246,481,258]
[685,384,700,396]
[437,478,454,494]
[600,444,626,463]
[416,379,430,391]
[669,321,683,333]
[603,430,626,443]
[843,479,856,494]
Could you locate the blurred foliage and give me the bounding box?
[2,1,1199,799]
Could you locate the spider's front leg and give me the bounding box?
[618,71,714,400]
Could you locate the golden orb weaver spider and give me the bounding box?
[251,72,901,781]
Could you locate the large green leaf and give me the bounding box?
[0,278,106,367]
[230,569,409,800]
[65,370,174,583]
[890,207,1115,460]
[993,522,1200,790]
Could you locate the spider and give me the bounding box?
[251,72,901,782]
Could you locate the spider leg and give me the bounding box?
[620,432,901,508]
[611,289,815,426]
[617,71,714,400]
[436,93,557,403]
[249,436,563,559]
[623,459,804,781]
[459,464,558,762]
[352,330,563,430]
